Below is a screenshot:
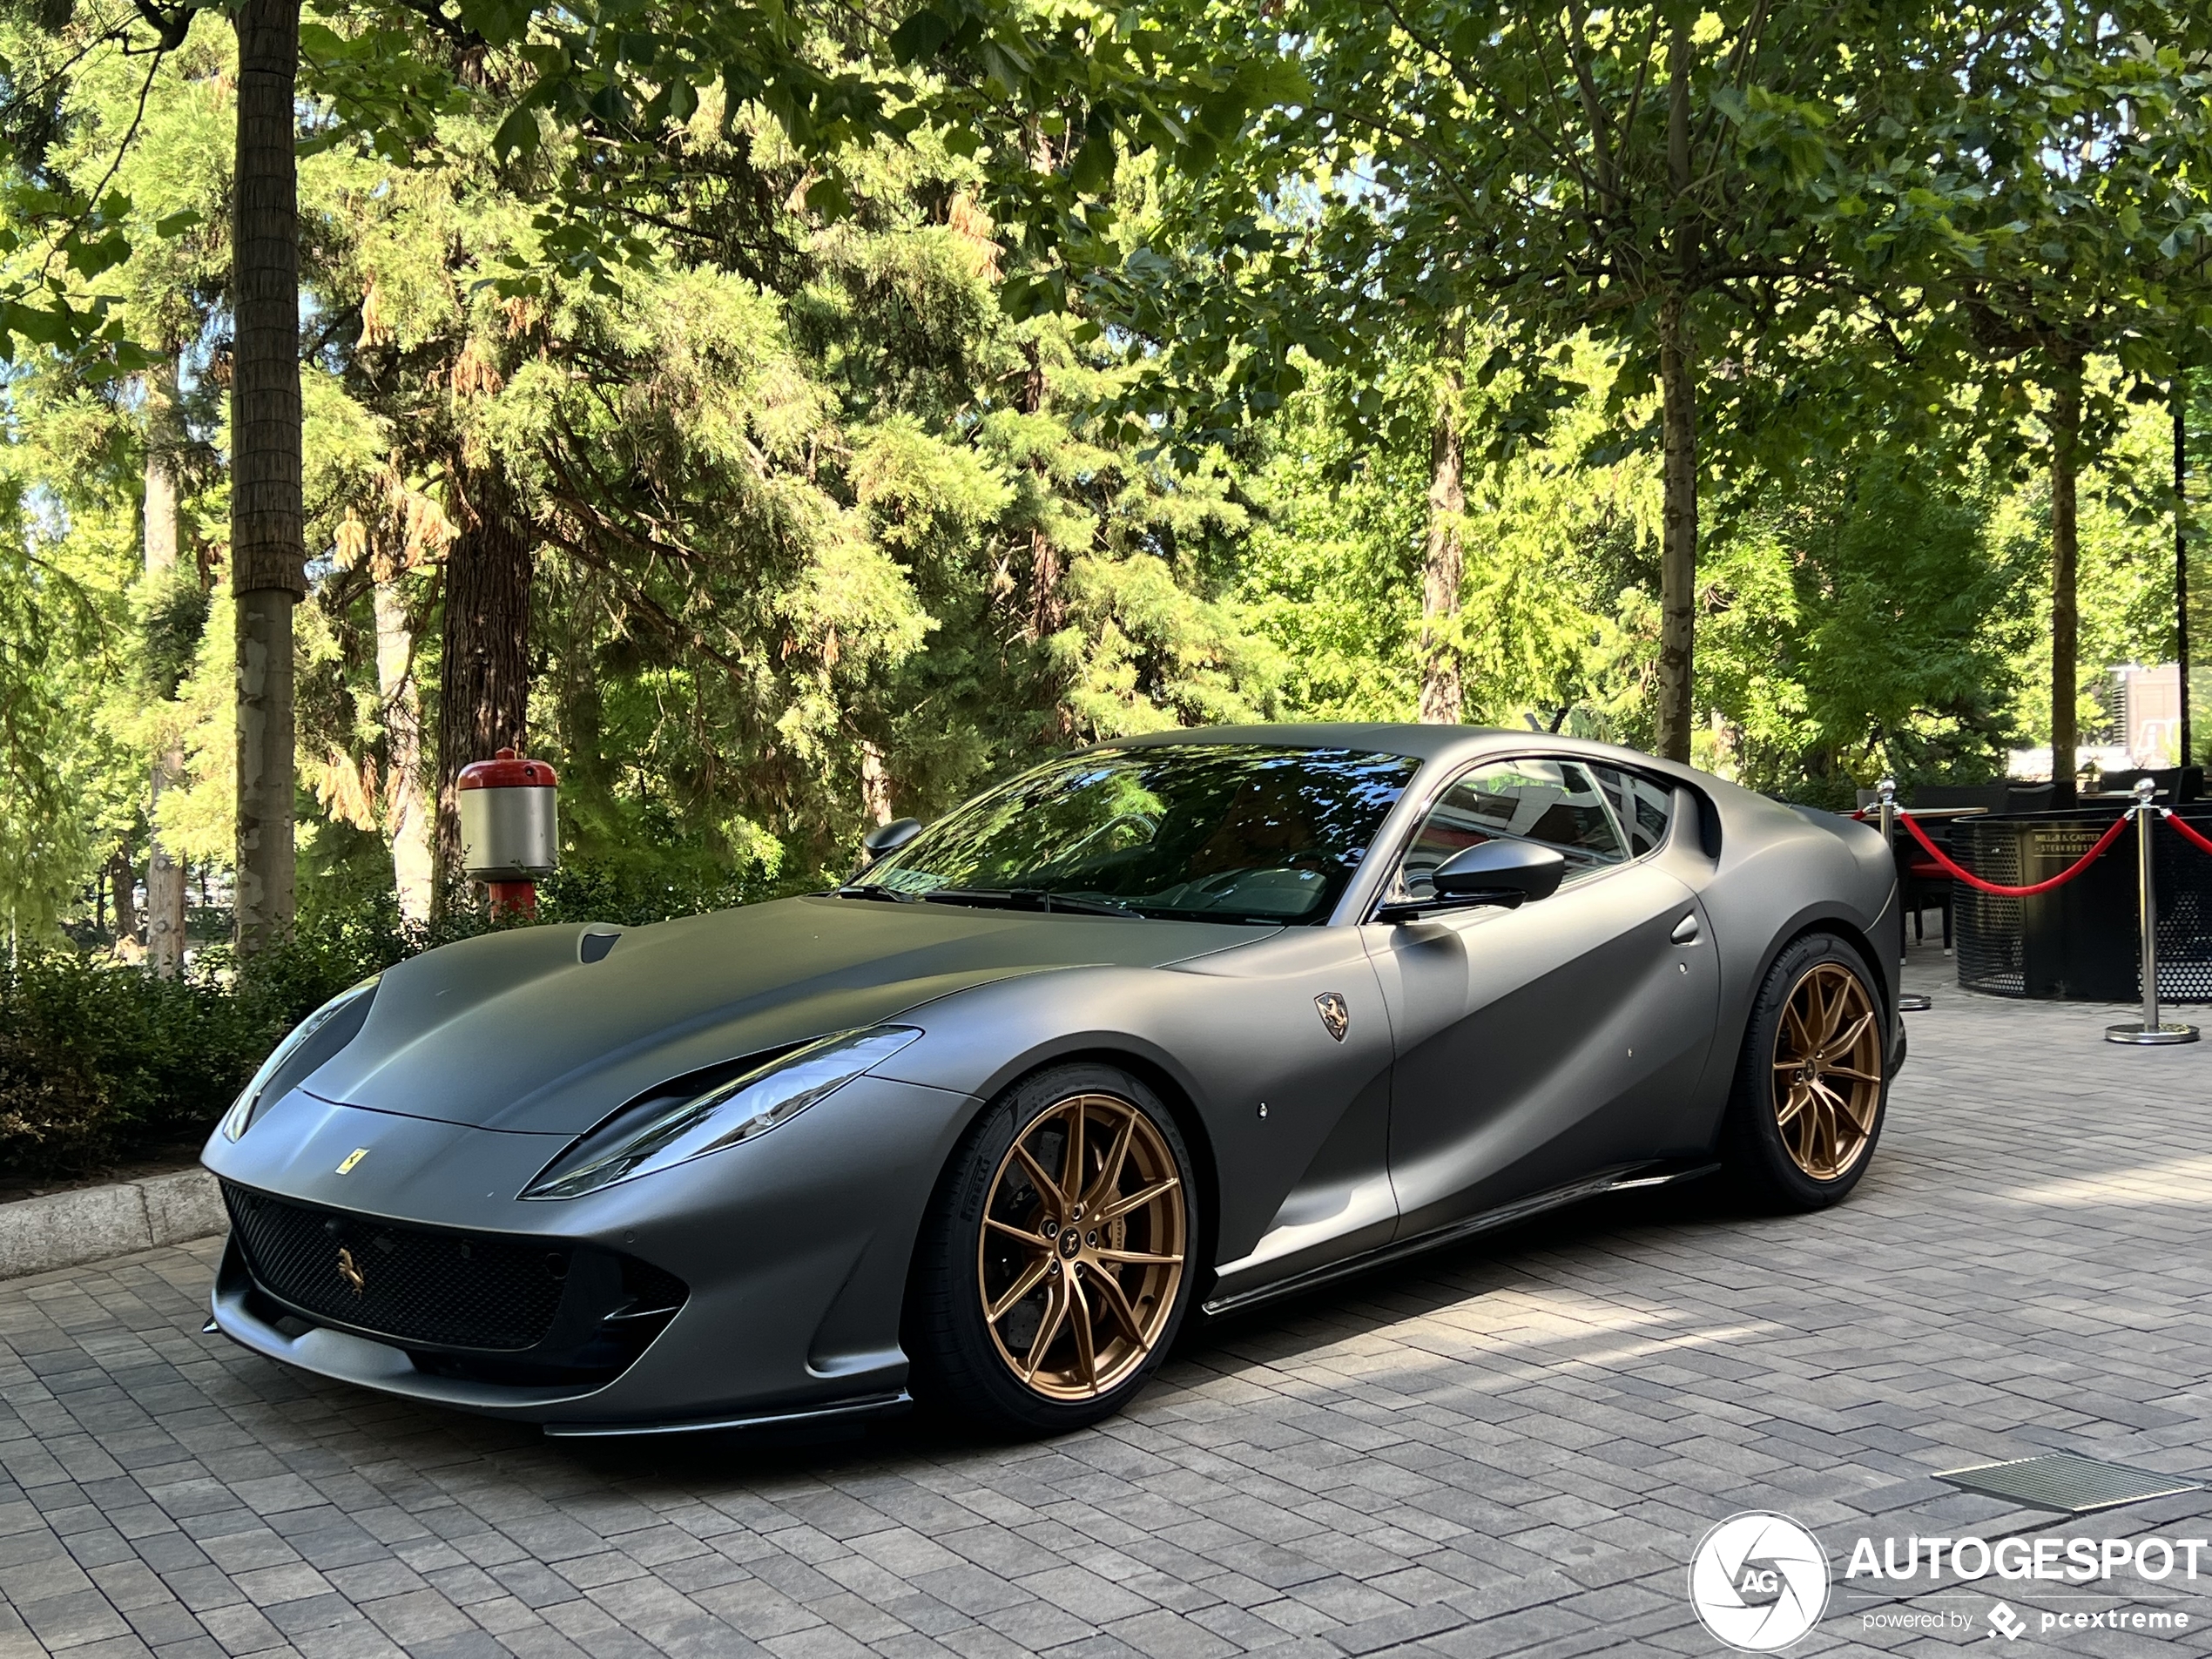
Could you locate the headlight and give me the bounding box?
[520,1026,922,1201]
[220,975,381,1142]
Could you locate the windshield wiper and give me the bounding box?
[920,887,1137,917]
[1139,908,1292,927]
[833,882,914,903]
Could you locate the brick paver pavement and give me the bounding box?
[5,934,2212,1659]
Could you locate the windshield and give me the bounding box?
[863,745,1420,925]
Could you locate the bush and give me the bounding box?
[0,952,287,1176]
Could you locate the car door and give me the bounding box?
[1360,755,1719,1242]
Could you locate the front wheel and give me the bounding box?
[1721,933,1889,1211]
[907,1063,1197,1435]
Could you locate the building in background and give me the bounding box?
[2110,663,2182,768]
[2009,663,2181,781]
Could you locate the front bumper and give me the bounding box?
[203,1072,979,1433]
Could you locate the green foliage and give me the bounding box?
[0,471,136,934]
[1240,346,1662,732]
[0,949,284,1175]
[135,568,205,699]
[1703,455,2036,799]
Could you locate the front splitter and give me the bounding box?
[540,1391,913,1439]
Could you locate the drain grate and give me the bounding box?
[1936,1454,2203,1514]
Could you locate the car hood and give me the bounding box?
[298,895,1264,1135]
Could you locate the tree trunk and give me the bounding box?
[860,740,893,826]
[374,563,435,923]
[1656,290,1699,763]
[1017,341,1063,644]
[235,585,297,947]
[2049,361,2083,797]
[1418,355,1465,725]
[435,461,533,897]
[1654,25,1700,765]
[1028,531,1062,642]
[144,351,188,974]
[231,0,304,959]
[109,842,138,950]
[145,359,181,574]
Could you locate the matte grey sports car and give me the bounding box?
[204,725,1904,1437]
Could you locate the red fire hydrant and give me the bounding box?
[457,748,558,917]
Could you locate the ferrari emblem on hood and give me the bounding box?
[1315,993,1350,1042]
[335,1247,366,1296]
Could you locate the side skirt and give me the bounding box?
[1199,1161,1718,1318]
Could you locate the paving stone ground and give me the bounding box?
[6,929,2212,1659]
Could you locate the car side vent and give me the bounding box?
[578,927,621,964]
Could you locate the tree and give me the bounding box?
[0,0,1261,953]
[1417,346,1464,724]
[1113,0,1921,756]
[433,462,532,894]
[1850,2,2212,794]
[1239,339,1659,733]
[228,0,305,954]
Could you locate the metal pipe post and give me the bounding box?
[1881,778,1934,1011]
[2106,778,2198,1044]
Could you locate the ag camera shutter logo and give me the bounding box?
[1688,1512,1831,1651]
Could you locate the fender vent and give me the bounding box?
[1936,1454,2202,1514]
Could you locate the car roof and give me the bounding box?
[1095,722,1680,776]
[1099,723,1494,761]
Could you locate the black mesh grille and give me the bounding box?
[624,1258,688,1315]
[1952,823,2026,996]
[2153,821,2212,1001]
[223,1183,567,1350]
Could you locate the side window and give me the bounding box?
[1589,764,1675,858]
[1394,758,1628,900]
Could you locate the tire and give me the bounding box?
[1720,932,1889,1212]
[907,1062,1197,1436]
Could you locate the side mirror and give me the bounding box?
[861,817,922,860]
[1431,839,1566,907]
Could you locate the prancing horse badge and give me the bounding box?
[1315,992,1350,1042]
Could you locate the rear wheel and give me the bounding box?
[1721,933,1888,1211]
[908,1063,1196,1435]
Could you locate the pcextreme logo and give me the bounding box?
[1688,1513,1831,1652]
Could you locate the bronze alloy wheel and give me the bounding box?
[975,1093,1187,1400]
[1771,961,1882,1180]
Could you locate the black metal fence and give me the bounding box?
[1952,811,2212,1001]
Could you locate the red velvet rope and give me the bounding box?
[2165,811,2212,859]
[1896,808,2132,897]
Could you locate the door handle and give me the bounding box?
[1670,914,1701,944]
